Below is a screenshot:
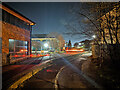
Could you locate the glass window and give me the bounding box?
[9,39,28,60]
[32,40,42,51]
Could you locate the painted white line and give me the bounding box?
[54,66,65,90]
[56,54,102,88]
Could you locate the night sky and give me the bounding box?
[5,2,88,45]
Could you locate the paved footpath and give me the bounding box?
[56,53,102,89]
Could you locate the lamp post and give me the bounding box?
[44,43,48,48]
[92,35,96,39]
[44,43,49,52]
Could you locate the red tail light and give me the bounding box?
[14,55,18,57]
[30,54,33,57]
[46,54,49,56]
[47,69,53,72]
[38,54,41,56]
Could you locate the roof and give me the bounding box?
[31,34,55,38]
[79,39,91,43]
[1,2,35,25]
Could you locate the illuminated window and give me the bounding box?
[9,39,28,60]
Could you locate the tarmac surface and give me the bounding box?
[2,52,101,89]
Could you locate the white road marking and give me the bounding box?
[54,66,65,90]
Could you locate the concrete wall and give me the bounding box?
[1,21,31,65]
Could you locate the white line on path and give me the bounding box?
[55,54,102,88]
[54,66,65,90]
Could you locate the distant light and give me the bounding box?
[24,50,27,52]
[79,43,81,45]
[25,41,27,45]
[38,54,41,56]
[47,69,53,72]
[9,39,14,42]
[44,43,48,47]
[30,54,33,57]
[20,49,27,52]
[79,49,84,52]
[20,49,24,52]
[46,54,49,56]
[92,35,96,38]
[14,55,18,57]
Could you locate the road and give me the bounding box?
[2,55,53,89]
[2,52,99,89]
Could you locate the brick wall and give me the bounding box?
[1,21,31,65]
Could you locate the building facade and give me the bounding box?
[31,34,59,54]
[0,3,35,65]
[100,4,120,44]
[92,4,120,59]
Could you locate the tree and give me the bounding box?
[74,42,79,48]
[47,32,65,51]
[68,40,72,48]
[64,2,120,66]
[32,41,42,51]
[64,2,117,42]
[99,3,120,63]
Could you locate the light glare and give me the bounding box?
[44,43,48,47]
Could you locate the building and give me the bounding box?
[79,40,92,50]
[31,34,59,54]
[0,3,35,65]
[92,4,120,59]
[100,4,120,44]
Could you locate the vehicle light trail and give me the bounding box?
[66,49,84,52]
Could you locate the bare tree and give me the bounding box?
[64,2,118,44]
[64,2,120,65]
[68,40,72,48]
[47,32,65,51]
[99,3,120,63]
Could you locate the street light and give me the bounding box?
[44,43,48,48]
[92,35,96,38]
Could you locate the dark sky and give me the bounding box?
[5,2,87,45]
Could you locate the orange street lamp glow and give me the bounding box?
[20,49,24,52]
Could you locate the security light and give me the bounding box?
[44,43,48,47]
[92,35,96,38]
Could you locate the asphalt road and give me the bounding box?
[20,53,95,89]
[2,55,53,89]
[3,52,97,89]
[22,54,68,89]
